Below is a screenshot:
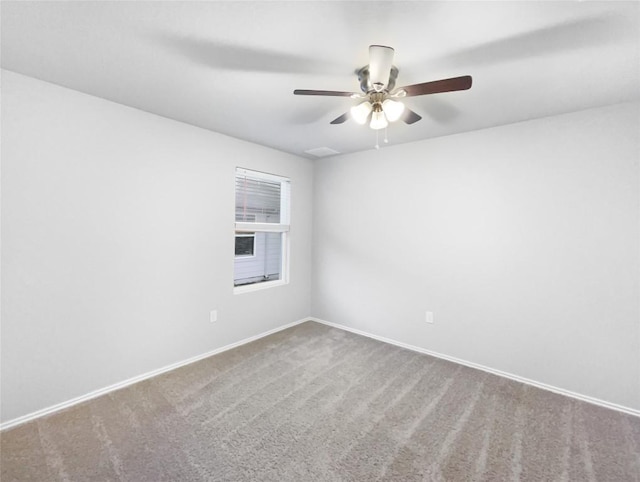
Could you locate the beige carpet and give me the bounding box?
[2,321,639,481]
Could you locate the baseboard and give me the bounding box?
[0,317,310,431]
[5,316,636,431]
[309,317,640,418]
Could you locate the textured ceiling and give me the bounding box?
[2,1,639,159]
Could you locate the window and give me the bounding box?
[234,168,290,292]
[235,233,255,257]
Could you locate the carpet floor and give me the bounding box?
[2,321,639,481]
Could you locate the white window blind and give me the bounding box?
[235,169,290,224]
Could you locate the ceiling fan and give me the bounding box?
[293,45,472,130]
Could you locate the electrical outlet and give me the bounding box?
[425,311,434,324]
[210,310,218,323]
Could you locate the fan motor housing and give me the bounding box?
[356,66,399,93]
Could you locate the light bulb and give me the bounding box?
[370,110,388,130]
[382,99,405,122]
[350,102,373,125]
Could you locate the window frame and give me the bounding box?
[233,168,291,294]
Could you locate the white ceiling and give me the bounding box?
[2,1,639,159]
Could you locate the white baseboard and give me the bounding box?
[0,317,310,432]
[5,316,636,431]
[310,317,640,418]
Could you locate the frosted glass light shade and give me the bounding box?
[382,99,405,122]
[369,45,395,91]
[350,102,373,125]
[370,110,388,130]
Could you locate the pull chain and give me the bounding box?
[375,129,380,149]
[384,127,389,144]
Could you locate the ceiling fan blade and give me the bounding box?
[293,89,356,97]
[157,35,343,74]
[330,113,349,125]
[438,16,633,69]
[402,108,422,125]
[399,76,472,97]
[369,45,395,91]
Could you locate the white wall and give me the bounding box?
[1,71,313,423]
[312,102,640,411]
[3,69,638,423]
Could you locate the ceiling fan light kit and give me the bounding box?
[370,108,389,130]
[350,101,372,125]
[294,44,472,145]
[382,98,405,122]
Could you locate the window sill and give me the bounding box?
[233,279,288,295]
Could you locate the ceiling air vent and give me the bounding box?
[304,147,340,158]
